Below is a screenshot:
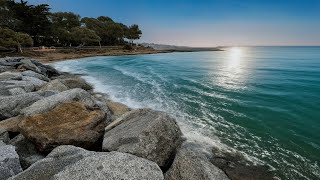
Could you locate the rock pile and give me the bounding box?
[0,57,274,180]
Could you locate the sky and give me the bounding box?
[28,0,320,47]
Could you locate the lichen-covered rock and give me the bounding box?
[21,88,96,116]
[38,79,69,92]
[19,102,106,152]
[0,93,42,120]
[211,147,275,180]
[60,77,93,90]
[0,141,23,179]
[0,116,22,133]
[165,143,229,180]
[9,134,45,169]
[102,108,183,168]
[21,70,50,82]
[53,152,164,180]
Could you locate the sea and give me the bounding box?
[53,46,320,180]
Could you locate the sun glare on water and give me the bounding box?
[214,47,249,90]
[228,47,243,68]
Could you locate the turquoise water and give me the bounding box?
[54,47,320,180]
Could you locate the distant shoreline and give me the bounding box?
[1,46,223,64]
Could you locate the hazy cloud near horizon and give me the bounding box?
[29,0,320,46]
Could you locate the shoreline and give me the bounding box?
[0,57,274,179]
[1,46,223,64]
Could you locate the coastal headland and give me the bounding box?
[0,56,274,179]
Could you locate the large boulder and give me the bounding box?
[11,145,99,180]
[19,101,106,152]
[38,79,69,92]
[0,93,42,120]
[22,88,96,116]
[0,116,22,133]
[102,109,183,168]
[9,134,45,169]
[11,145,163,180]
[165,143,229,180]
[59,77,93,90]
[53,152,164,180]
[0,141,23,179]
[31,60,60,77]
[21,70,50,82]
[2,76,46,93]
[211,147,274,180]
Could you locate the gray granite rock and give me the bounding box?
[0,141,23,179]
[21,76,47,89]
[0,65,13,73]
[21,88,96,116]
[21,71,50,82]
[102,108,183,168]
[211,147,274,180]
[0,128,10,143]
[0,72,22,81]
[11,145,96,180]
[8,88,26,96]
[38,79,69,92]
[18,60,42,74]
[0,93,42,120]
[30,61,60,77]
[9,134,45,169]
[1,80,35,92]
[3,76,47,93]
[53,152,164,180]
[59,77,93,90]
[165,143,229,180]
[11,145,163,180]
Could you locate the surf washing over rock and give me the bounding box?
[0,57,274,180]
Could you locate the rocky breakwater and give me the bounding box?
[0,57,275,180]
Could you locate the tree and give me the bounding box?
[50,12,80,31]
[0,27,33,52]
[126,24,142,45]
[0,0,19,29]
[97,16,113,23]
[71,27,101,46]
[5,0,51,45]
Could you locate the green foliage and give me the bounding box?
[6,1,51,34]
[0,0,142,47]
[0,27,33,51]
[50,12,80,31]
[71,27,101,46]
[127,24,142,43]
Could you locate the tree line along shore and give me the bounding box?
[0,0,142,53]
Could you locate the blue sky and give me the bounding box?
[29,0,320,46]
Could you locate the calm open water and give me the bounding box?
[54,47,320,179]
